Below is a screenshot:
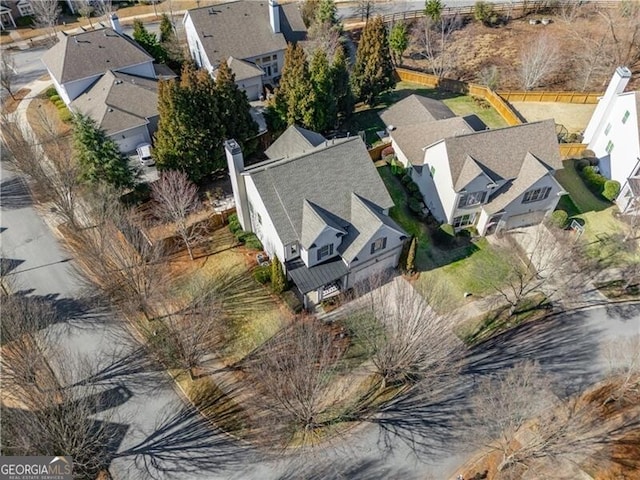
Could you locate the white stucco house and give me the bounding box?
[583,66,640,214]
[41,15,174,153]
[183,0,306,101]
[225,125,407,308]
[380,95,564,235]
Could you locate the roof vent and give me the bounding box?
[108,108,114,112]
[388,124,395,131]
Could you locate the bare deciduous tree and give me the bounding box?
[77,0,95,29]
[93,0,114,21]
[354,0,376,23]
[602,334,640,405]
[1,54,17,100]
[599,2,640,68]
[31,0,61,40]
[477,64,501,90]
[518,34,561,91]
[151,170,203,261]
[247,317,342,446]
[469,361,606,475]
[411,15,461,79]
[306,20,343,60]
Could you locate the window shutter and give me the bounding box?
[317,249,321,261]
[370,243,375,254]
[481,191,487,203]
[329,244,333,255]
[382,237,387,249]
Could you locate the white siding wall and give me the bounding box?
[236,75,263,101]
[587,93,640,190]
[110,124,150,153]
[347,224,405,268]
[60,74,101,104]
[118,61,157,79]
[422,142,456,223]
[245,50,283,83]
[449,174,494,225]
[244,176,286,261]
[183,14,214,72]
[391,138,411,167]
[301,227,342,268]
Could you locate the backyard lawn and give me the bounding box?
[554,159,611,213]
[346,81,509,145]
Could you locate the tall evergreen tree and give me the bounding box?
[351,16,396,106]
[425,0,444,21]
[331,46,354,124]
[301,0,320,27]
[389,21,409,65]
[154,63,224,182]
[317,0,338,25]
[309,49,337,132]
[158,13,183,70]
[159,13,173,43]
[272,43,316,129]
[72,114,133,189]
[215,60,259,154]
[132,19,167,63]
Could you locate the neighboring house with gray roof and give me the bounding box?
[583,67,640,215]
[225,130,407,308]
[417,119,565,235]
[183,0,306,100]
[70,71,162,153]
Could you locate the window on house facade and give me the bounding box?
[522,186,551,203]
[606,140,614,154]
[452,214,475,228]
[17,1,33,16]
[604,123,612,135]
[317,243,333,261]
[622,110,630,124]
[430,165,436,177]
[457,191,487,208]
[370,237,387,254]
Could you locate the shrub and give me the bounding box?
[54,100,66,109]
[58,108,72,123]
[405,236,417,273]
[574,158,589,171]
[45,86,58,98]
[433,223,455,246]
[411,190,423,202]
[602,180,621,201]
[549,210,568,229]
[401,174,412,185]
[271,257,287,294]
[49,94,61,103]
[16,15,33,27]
[228,213,242,235]
[580,166,606,194]
[252,265,271,284]
[406,181,419,193]
[408,197,423,214]
[243,232,264,251]
[474,1,498,25]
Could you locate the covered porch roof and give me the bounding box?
[285,256,348,294]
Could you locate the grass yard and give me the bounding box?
[377,165,431,266]
[415,238,511,309]
[555,159,611,213]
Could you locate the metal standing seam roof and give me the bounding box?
[246,136,395,246]
[285,256,349,294]
[41,28,154,84]
[69,71,159,136]
[184,1,306,63]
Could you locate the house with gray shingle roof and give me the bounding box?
[224,127,407,309]
[418,119,565,235]
[583,67,640,215]
[183,0,306,101]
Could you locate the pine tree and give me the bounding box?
[72,114,133,189]
[405,236,417,273]
[159,13,173,43]
[154,62,224,182]
[317,0,338,25]
[272,43,316,129]
[389,21,408,66]
[351,16,396,106]
[159,13,183,70]
[271,257,287,294]
[132,19,167,63]
[425,0,444,21]
[215,60,259,155]
[309,49,337,132]
[301,0,320,27]
[331,46,354,123]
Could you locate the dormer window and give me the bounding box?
[458,191,487,208]
[317,244,333,261]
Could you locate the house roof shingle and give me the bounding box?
[265,124,327,159]
[185,1,306,62]
[214,56,264,82]
[247,137,395,246]
[42,28,153,84]
[70,70,159,137]
[379,94,456,128]
[439,119,562,191]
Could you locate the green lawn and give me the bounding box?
[415,238,511,309]
[555,159,611,213]
[377,165,431,266]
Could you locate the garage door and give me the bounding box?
[243,84,260,101]
[505,211,545,230]
[115,133,147,154]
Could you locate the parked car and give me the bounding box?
[136,143,155,167]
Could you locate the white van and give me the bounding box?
[136,143,155,167]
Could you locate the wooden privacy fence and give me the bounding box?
[395,68,522,126]
[368,142,391,161]
[559,143,587,159]
[498,91,601,104]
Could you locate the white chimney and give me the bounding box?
[224,139,251,231]
[109,13,122,34]
[583,66,631,143]
[269,0,280,34]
